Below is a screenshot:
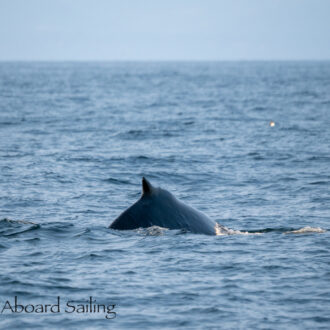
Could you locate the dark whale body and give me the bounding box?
[109,178,219,235]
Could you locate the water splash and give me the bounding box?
[215,223,326,236]
[284,226,326,234]
[215,224,260,236]
[136,226,169,236]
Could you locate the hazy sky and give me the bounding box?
[1,0,330,60]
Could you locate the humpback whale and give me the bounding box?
[109,177,220,235]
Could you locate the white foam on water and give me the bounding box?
[136,225,326,236]
[215,224,260,236]
[136,226,169,236]
[284,226,326,234]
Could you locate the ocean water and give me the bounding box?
[0,61,329,329]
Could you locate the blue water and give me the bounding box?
[0,62,330,329]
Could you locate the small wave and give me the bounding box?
[116,129,146,140]
[103,177,132,185]
[0,218,40,237]
[309,181,329,185]
[0,219,81,239]
[307,156,330,162]
[0,218,36,225]
[284,226,326,234]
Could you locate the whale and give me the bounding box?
[109,177,221,235]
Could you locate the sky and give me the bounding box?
[1,0,330,61]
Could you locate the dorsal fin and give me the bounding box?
[142,177,153,195]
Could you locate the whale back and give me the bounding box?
[109,177,217,235]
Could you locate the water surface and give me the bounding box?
[0,62,329,329]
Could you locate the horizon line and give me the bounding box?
[1,59,330,63]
